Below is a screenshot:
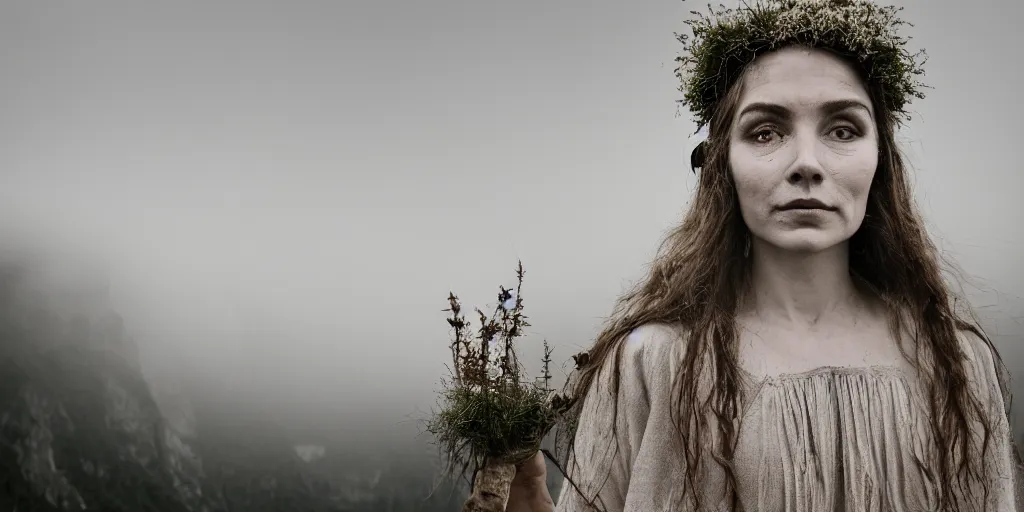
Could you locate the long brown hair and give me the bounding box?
[562,47,1017,510]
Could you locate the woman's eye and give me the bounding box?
[752,128,779,144]
[831,126,858,141]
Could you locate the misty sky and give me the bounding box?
[0,0,1021,434]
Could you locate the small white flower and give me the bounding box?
[501,289,517,310]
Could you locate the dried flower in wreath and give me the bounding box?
[675,0,929,130]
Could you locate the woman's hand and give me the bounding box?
[506,451,554,512]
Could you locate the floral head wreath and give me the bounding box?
[677,0,928,172]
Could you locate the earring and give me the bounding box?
[690,141,706,173]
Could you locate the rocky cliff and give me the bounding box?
[0,261,212,511]
[0,259,464,511]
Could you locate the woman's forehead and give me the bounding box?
[738,47,871,112]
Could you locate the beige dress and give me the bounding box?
[554,323,1021,511]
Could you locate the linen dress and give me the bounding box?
[554,323,1021,511]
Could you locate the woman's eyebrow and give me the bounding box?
[737,98,872,121]
[820,99,872,116]
[737,102,789,121]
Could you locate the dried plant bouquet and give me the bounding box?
[427,262,576,512]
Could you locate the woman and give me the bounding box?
[505,1,1021,510]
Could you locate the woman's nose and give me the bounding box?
[786,133,825,185]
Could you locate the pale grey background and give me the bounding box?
[0,0,1020,439]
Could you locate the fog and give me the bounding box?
[0,0,1021,445]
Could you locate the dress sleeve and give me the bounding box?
[553,324,679,512]
[958,329,1023,510]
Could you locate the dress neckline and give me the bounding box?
[738,363,907,384]
[735,363,923,425]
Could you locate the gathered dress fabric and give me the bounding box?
[554,323,1021,511]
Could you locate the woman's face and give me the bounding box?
[728,46,879,254]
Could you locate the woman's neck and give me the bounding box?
[743,239,863,328]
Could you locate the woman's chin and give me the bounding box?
[761,230,847,254]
